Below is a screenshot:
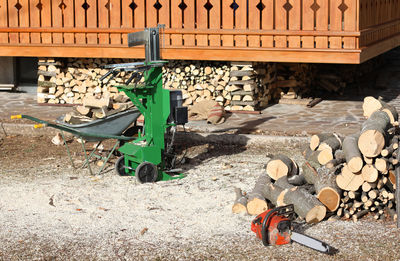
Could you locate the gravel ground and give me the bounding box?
[0,135,400,260]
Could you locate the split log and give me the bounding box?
[343,133,363,173]
[246,174,271,215]
[358,110,391,157]
[232,188,248,214]
[266,155,298,180]
[83,96,112,108]
[274,177,326,223]
[302,163,341,211]
[336,164,364,191]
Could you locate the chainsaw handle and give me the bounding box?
[261,204,294,246]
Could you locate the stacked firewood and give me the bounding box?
[37,58,134,105]
[163,61,266,111]
[62,96,134,124]
[225,63,259,111]
[37,58,63,104]
[233,96,398,223]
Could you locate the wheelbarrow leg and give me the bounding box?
[61,131,76,169]
[97,140,120,175]
[82,141,102,168]
[80,140,94,176]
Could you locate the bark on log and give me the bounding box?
[310,133,336,151]
[302,163,341,211]
[358,110,391,157]
[318,134,343,152]
[246,174,271,215]
[266,155,298,180]
[274,177,326,223]
[343,133,363,173]
[232,187,248,214]
[362,96,398,124]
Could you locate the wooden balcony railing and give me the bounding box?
[0,0,400,63]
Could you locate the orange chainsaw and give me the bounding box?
[251,204,335,254]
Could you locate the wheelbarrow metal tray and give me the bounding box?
[56,108,141,141]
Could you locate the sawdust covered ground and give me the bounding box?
[0,135,399,260]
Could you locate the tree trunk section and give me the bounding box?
[246,174,271,215]
[232,187,248,214]
[358,110,391,157]
[302,163,341,211]
[266,155,298,180]
[361,164,379,183]
[310,133,336,151]
[343,133,364,173]
[274,177,326,223]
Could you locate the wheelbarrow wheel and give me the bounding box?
[115,156,128,176]
[135,162,158,183]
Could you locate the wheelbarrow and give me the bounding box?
[11,108,141,175]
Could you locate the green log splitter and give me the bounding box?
[101,25,188,183]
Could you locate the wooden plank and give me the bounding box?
[0,45,363,64]
[19,0,30,43]
[208,0,221,46]
[86,0,98,44]
[315,0,328,48]
[248,0,260,47]
[275,0,287,30]
[158,0,170,46]
[41,0,52,44]
[30,0,41,43]
[8,0,19,43]
[63,0,75,44]
[98,0,110,44]
[343,0,357,49]
[110,0,121,44]
[183,0,195,46]
[196,0,208,46]
[75,0,86,44]
[288,0,301,47]
[302,0,314,48]
[261,0,274,47]
[52,0,63,44]
[329,0,343,49]
[170,0,183,46]
[135,0,145,28]
[234,0,247,47]
[0,0,7,43]
[221,0,234,46]
[146,0,158,27]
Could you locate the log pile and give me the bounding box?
[163,61,269,111]
[37,58,62,104]
[233,96,398,223]
[37,58,134,105]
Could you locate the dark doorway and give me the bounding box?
[16,57,38,93]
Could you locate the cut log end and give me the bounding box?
[317,188,340,212]
[232,204,248,214]
[348,157,364,173]
[305,205,327,224]
[358,130,386,157]
[246,197,269,215]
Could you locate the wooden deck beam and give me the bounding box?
[0,45,361,64]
